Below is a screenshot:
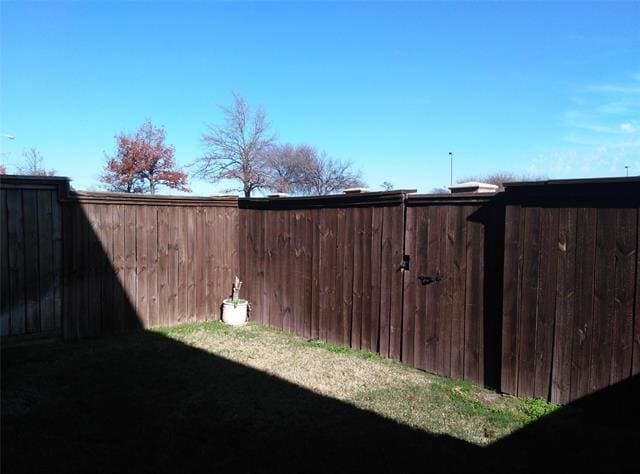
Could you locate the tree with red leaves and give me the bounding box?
[101,120,190,194]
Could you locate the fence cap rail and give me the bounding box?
[239,189,416,209]
[504,176,640,187]
[68,191,239,206]
[502,176,640,206]
[407,192,499,205]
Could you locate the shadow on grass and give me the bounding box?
[2,332,639,474]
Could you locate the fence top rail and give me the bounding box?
[239,190,416,209]
[0,175,239,207]
[407,192,499,206]
[68,191,239,207]
[503,176,640,206]
[504,176,640,188]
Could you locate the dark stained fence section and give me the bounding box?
[1,177,65,344]
[402,195,504,387]
[238,192,407,361]
[61,192,239,339]
[1,176,239,343]
[499,180,640,403]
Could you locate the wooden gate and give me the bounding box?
[400,194,504,386]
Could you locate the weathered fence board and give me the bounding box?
[500,179,640,401]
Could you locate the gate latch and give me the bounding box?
[399,255,410,272]
[418,274,441,285]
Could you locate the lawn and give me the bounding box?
[2,322,638,473]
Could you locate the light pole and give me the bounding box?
[625,165,629,177]
[449,151,453,185]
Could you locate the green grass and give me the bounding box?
[153,320,557,444]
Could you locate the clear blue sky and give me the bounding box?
[1,1,639,195]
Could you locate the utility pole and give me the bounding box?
[625,165,629,177]
[449,151,453,185]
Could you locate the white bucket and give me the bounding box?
[221,299,248,326]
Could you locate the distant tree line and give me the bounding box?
[100,93,363,196]
[190,93,364,197]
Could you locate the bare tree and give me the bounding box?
[298,147,365,195]
[381,181,394,191]
[457,172,548,191]
[264,144,308,194]
[192,93,276,197]
[430,187,450,194]
[16,148,56,176]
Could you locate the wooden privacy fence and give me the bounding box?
[500,180,640,403]
[1,176,238,343]
[239,193,406,360]
[1,174,639,403]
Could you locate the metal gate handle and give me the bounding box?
[418,274,441,285]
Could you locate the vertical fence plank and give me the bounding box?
[351,207,363,349]
[533,208,559,399]
[77,203,91,337]
[302,210,313,338]
[550,208,577,404]
[435,206,450,375]
[135,206,149,327]
[168,207,179,324]
[340,208,354,346]
[514,207,541,396]
[633,208,640,376]
[464,206,484,384]
[379,207,392,357]
[22,191,40,333]
[333,209,346,345]
[610,208,637,383]
[157,207,170,327]
[589,208,617,393]
[177,207,188,324]
[258,209,269,325]
[401,207,416,365]
[450,205,468,379]
[98,204,114,335]
[112,204,126,332]
[570,208,598,400]
[51,197,63,331]
[123,205,138,329]
[425,207,439,372]
[62,202,77,339]
[413,206,429,370]
[282,211,294,332]
[0,190,9,336]
[440,206,453,377]
[292,211,303,334]
[389,203,405,361]
[370,207,383,352]
[36,191,54,331]
[360,208,372,351]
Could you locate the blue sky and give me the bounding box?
[1,1,639,195]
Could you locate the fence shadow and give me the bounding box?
[3,332,639,473]
[487,374,640,473]
[2,330,483,474]
[468,202,505,390]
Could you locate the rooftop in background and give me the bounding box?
[448,182,499,194]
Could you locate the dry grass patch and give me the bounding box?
[157,321,553,445]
